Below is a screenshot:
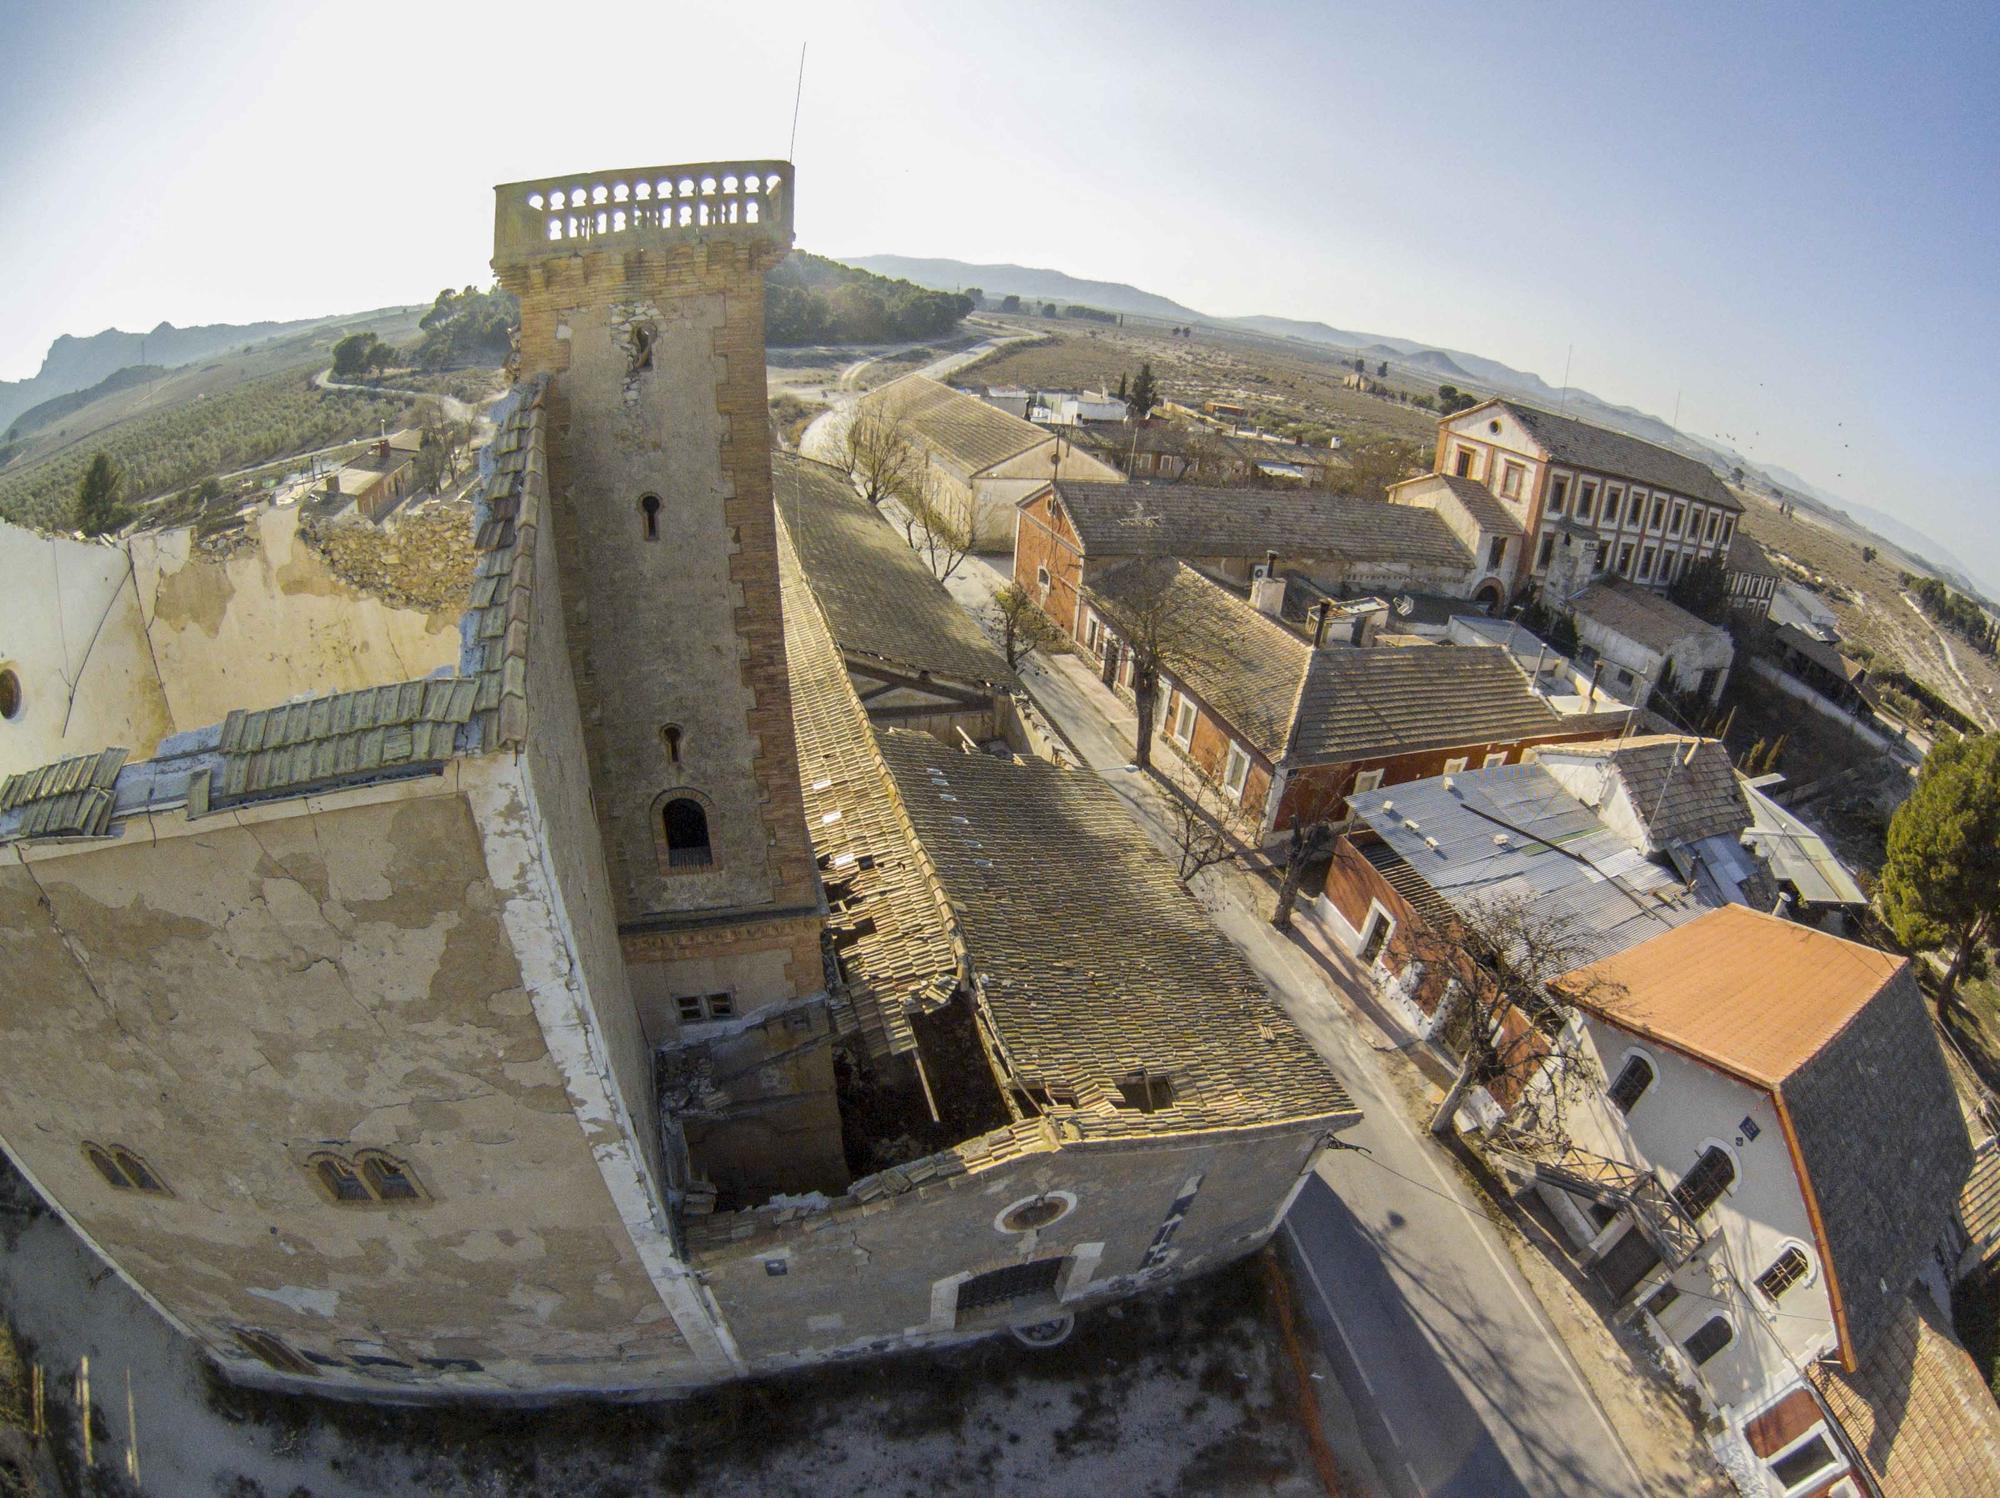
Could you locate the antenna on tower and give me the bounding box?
[788,43,807,162]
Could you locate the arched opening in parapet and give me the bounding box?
[640,494,661,541]
[663,797,713,870]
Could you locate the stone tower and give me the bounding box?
[493,165,823,1033]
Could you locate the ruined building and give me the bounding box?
[0,162,1353,1396]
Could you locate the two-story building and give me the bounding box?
[1077,557,1629,836]
[1318,753,1990,1495]
[1430,399,1744,602]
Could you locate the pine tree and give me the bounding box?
[75,452,128,536]
[1128,362,1159,419]
[1879,734,2000,1004]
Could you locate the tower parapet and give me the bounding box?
[493,162,792,270]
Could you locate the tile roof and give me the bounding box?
[1555,904,1905,1089]
[0,748,129,839]
[1290,646,1566,764]
[1810,1287,2000,1496]
[1349,763,1707,966]
[1542,734,1751,850]
[1486,400,1741,511]
[862,374,1049,475]
[1776,621,1868,684]
[1567,577,1727,656]
[874,730,1357,1138]
[463,382,550,750]
[1561,905,1971,1364]
[779,528,960,1061]
[1086,557,1308,760]
[1053,481,1471,569]
[1960,1137,2000,1265]
[1726,529,1780,579]
[773,452,1013,687]
[214,677,477,803]
[1393,473,1525,537]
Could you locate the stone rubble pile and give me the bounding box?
[299,503,477,614]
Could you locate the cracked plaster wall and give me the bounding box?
[0,785,705,1394]
[693,1128,1319,1368]
[0,511,460,778]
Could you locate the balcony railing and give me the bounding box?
[493,161,792,266]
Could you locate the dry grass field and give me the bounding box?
[964,321,1440,447]
[1737,491,2000,732]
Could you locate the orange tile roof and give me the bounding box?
[1556,904,1904,1087]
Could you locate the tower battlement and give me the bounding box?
[493,161,792,270]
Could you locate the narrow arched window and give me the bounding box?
[640,493,661,541]
[1607,1056,1654,1115]
[1672,1147,1735,1221]
[663,797,713,869]
[662,724,683,765]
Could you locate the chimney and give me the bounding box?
[376,438,390,462]
[1265,549,1279,574]
[1312,601,1333,647]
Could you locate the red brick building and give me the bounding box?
[1081,558,1630,837]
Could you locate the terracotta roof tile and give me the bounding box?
[1291,646,1567,764]
[861,374,1048,475]
[1568,577,1728,657]
[1055,481,1470,569]
[1489,400,1741,511]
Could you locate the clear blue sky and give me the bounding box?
[2,1,1995,587]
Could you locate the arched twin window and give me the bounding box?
[663,797,712,869]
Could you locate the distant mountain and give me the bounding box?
[843,256,1205,324]
[0,316,330,432]
[5,364,166,441]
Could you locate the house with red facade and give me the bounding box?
[1077,557,1629,836]
[1013,479,1484,656]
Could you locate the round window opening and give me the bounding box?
[0,668,20,722]
[996,1191,1075,1234]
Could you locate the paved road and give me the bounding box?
[919,549,1647,1496]
[796,326,1037,463]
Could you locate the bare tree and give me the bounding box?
[993,582,1062,670]
[1367,881,1616,1137]
[899,467,973,583]
[1162,759,1252,885]
[839,404,920,508]
[1270,776,1352,933]
[1086,557,1216,772]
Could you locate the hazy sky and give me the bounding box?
[3,1,1995,586]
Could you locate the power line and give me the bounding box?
[788,43,807,162]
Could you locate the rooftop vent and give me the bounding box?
[1493,833,1511,847]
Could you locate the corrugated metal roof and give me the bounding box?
[1742,784,1868,909]
[1349,762,1704,965]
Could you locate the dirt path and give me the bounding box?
[1899,592,1999,731]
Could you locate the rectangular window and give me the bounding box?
[1536,532,1556,569]
[1487,536,1507,569]
[1359,911,1393,965]
[1644,1282,1680,1317]
[1223,742,1251,797]
[1769,1435,1839,1490]
[956,1258,1065,1317]
[1577,479,1597,520]
[1482,751,1507,768]
[1650,496,1667,528]
[1454,447,1475,478]
[1671,502,1686,535]
[1602,490,1622,525]
[1351,768,1384,794]
[1443,756,1469,774]
[1719,517,1735,545]
[1705,513,1719,541]
[1640,546,1657,580]
[1548,475,1569,513]
[1618,543,1636,575]
[1500,461,1524,498]
[675,993,735,1023]
[1172,693,1197,747]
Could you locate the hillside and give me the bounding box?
[766,253,973,346]
[4,364,166,442]
[0,315,344,432]
[845,255,1204,324]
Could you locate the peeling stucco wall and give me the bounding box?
[0,784,705,1394]
[0,511,462,778]
[691,1129,1319,1369]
